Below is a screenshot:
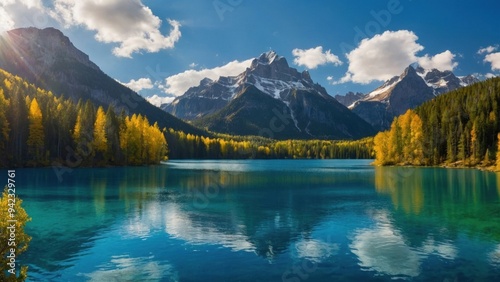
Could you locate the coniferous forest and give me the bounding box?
[0,69,167,167]
[166,130,372,160]
[0,69,373,168]
[374,77,500,168]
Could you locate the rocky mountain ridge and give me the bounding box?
[0,27,204,135]
[164,51,375,139]
[343,65,479,130]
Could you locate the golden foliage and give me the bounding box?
[93,106,107,152]
[374,110,424,165]
[0,188,31,281]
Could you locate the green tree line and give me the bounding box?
[166,129,373,159]
[374,77,500,167]
[0,69,167,167]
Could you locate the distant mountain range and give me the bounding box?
[163,51,375,139]
[0,27,204,135]
[334,65,479,131]
[0,27,483,141]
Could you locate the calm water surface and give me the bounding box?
[7,160,500,281]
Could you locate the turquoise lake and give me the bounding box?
[7,160,500,281]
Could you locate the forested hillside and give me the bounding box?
[0,68,374,168]
[374,77,500,167]
[0,69,167,167]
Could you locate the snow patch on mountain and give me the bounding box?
[367,76,401,99]
[415,70,435,88]
[252,75,307,99]
[284,101,301,132]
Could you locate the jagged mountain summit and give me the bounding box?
[345,65,479,131]
[415,66,479,95]
[0,27,204,135]
[163,51,375,140]
[334,92,365,108]
[164,51,328,120]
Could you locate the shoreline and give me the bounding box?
[372,160,498,173]
[3,159,499,173]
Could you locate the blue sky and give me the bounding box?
[1,0,500,105]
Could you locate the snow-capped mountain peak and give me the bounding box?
[162,51,375,139]
[357,65,480,104]
[342,65,480,131]
[366,76,400,99]
[163,51,331,120]
[415,66,479,95]
[257,50,280,64]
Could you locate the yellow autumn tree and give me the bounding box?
[374,110,424,166]
[93,106,107,153]
[27,98,45,164]
[73,111,82,142]
[0,187,31,281]
[373,131,390,165]
[470,121,479,164]
[120,114,143,165]
[409,113,424,165]
[147,122,168,163]
[399,110,413,161]
[120,114,167,165]
[387,118,402,164]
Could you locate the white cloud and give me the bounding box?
[417,50,458,71]
[485,52,500,71]
[489,244,500,265]
[292,46,342,69]
[0,8,14,32]
[163,59,253,96]
[189,62,198,68]
[421,238,457,260]
[471,72,498,80]
[350,211,421,277]
[338,30,460,84]
[326,76,341,85]
[341,30,424,84]
[146,94,174,107]
[350,210,460,277]
[120,78,154,92]
[164,203,255,252]
[0,0,46,32]
[294,239,339,263]
[478,45,498,55]
[51,0,181,58]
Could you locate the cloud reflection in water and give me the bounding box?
[84,255,179,282]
